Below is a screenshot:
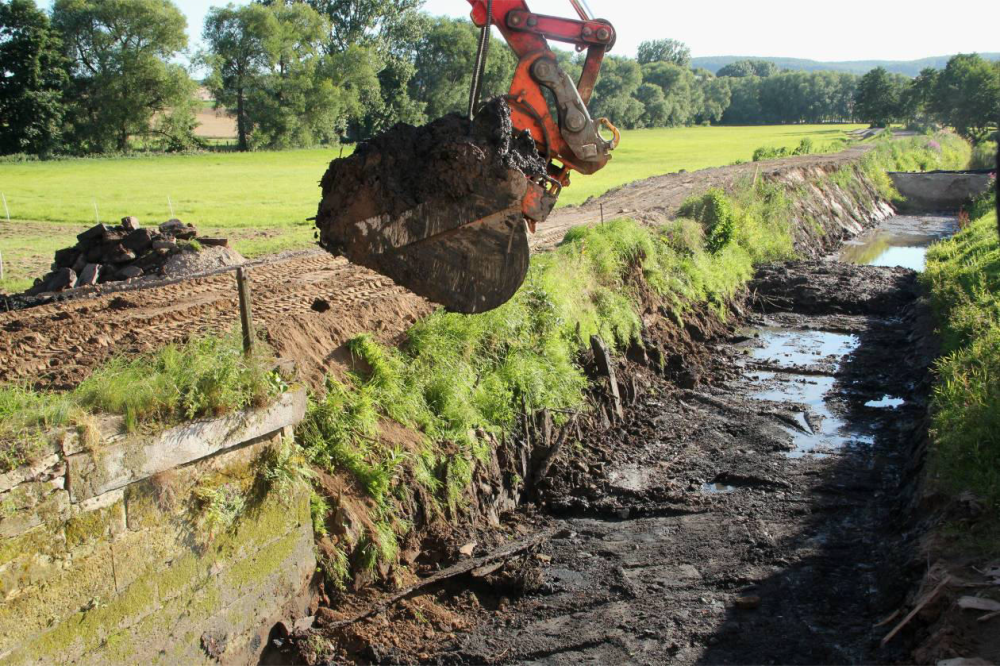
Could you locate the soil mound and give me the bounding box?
[2,217,244,313]
[162,245,245,276]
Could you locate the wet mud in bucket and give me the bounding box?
[315,98,548,314]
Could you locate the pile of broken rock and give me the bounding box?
[26,216,227,295]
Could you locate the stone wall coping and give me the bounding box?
[66,388,307,503]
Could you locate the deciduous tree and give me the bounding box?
[408,17,516,120]
[697,76,731,124]
[641,61,697,126]
[204,2,373,150]
[53,0,195,153]
[0,0,69,155]
[932,54,1000,142]
[716,59,778,78]
[589,55,643,128]
[308,0,426,136]
[899,67,938,128]
[637,38,690,67]
[203,3,274,151]
[854,66,900,127]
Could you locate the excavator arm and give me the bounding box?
[314,1,619,313]
[467,0,620,227]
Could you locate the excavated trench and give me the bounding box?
[284,210,953,665]
[433,252,941,664]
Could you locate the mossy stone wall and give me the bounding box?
[0,390,313,665]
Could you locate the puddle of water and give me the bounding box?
[701,482,736,494]
[865,395,904,408]
[733,215,957,457]
[749,370,835,408]
[751,329,857,368]
[744,329,874,458]
[841,214,957,272]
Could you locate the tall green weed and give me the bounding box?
[301,176,799,513]
[923,187,1000,517]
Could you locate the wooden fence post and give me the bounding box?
[236,267,254,355]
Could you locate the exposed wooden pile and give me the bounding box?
[26,216,228,295]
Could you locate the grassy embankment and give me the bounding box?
[923,182,1000,545]
[296,132,970,582]
[0,133,970,580]
[0,124,864,293]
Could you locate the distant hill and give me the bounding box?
[691,53,1000,77]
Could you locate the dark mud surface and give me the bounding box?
[290,256,939,665]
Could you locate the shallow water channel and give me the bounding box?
[840,213,958,271]
[733,213,956,460]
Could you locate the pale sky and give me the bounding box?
[54,0,1000,64]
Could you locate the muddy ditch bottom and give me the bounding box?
[347,259,925,666]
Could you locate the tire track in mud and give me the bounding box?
[0,146,875,390]
[0,253,431,389]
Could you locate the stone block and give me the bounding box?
[0,525,67,592]
[117,265,143,280]
[121,216,140,231]
[0,447,61,494]
[0,540,117,654]
[53,247,79,268]
[104,244,136,264]
[77,223,110,243]
[1,393,311,666]
[151,239,178,252]
[88,576,223,666]
[159,218,186,233]
[75,262,102,287]
[65,498,123,549]
[3,575,161,666]
[0,480,69,539]
[122,227,154,253]
[46,267,76,292]
[67,389,306,502]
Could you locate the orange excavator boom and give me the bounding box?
[314,1,619,313]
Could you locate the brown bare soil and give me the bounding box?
[0,147,875,392]
[0,253,432,390]
[194,107,237,140]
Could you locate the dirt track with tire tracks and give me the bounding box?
[0,146,872,391]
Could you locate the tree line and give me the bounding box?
[1,0,997,158]
[854,57,999,141]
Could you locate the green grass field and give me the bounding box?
[0,124,865,292]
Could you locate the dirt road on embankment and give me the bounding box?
[0,145,875,391]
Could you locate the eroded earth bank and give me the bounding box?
[289,244,942,664]
[3,144,977,665]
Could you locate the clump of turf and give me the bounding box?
[0,330,285,473]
